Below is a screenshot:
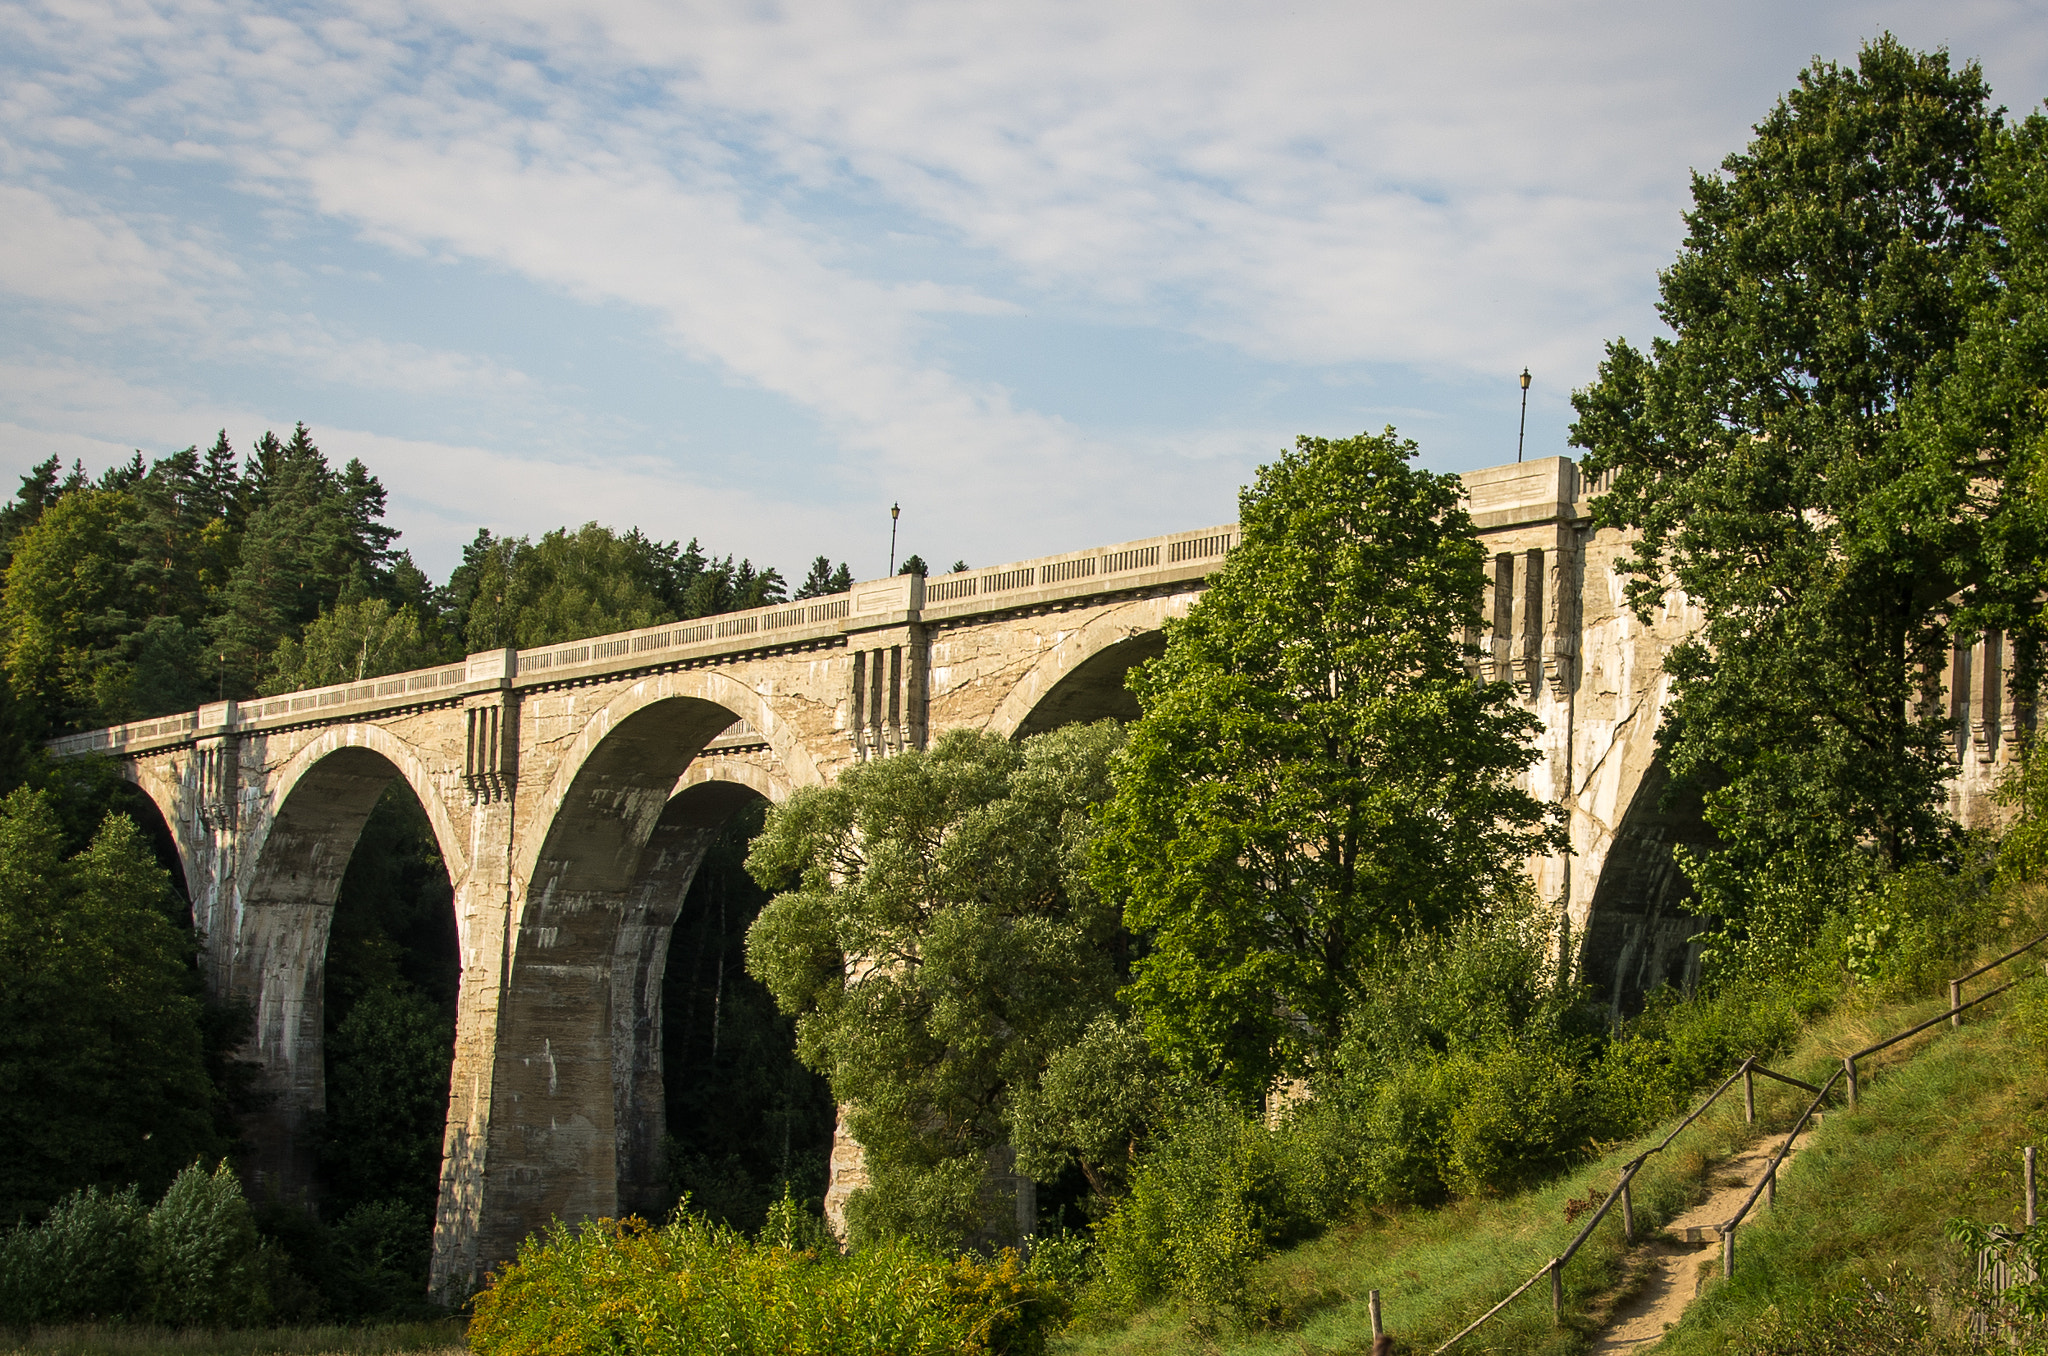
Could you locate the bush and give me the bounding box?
[0,1161,274,1329]
[0,1184,146,1324]
[467,1211,1068,1356]
[142,1160,272,1327]
[1088,1092,1361,1328]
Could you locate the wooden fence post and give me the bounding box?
[1951,979,1963,1029]
[1722,1227,1735,1277]
[1744,1065,1755,1124]
[2028,1148,2038,1229]
[1370,1289,1383,1338]
[1844,1055,1858,1109]
[1622,1179,1634,1243]
[1550,1258,1562,1323]
[1766,1161,1775,1209]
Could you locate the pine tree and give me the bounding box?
[794,556,836,599]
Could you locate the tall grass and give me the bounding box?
[0,1322,462,1356]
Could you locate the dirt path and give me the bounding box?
[1587,1125,1818,1354]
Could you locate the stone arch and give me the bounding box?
[612,770,781,1216]
[985,595,1190,739]
[104,756,200,916]
[481,681,806,1254]
[229,725,464,1204]
[1575,756,1717,1020]
[517,672,821,885]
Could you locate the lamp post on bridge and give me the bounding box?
[1518,367,1532,463]
[889,502,900,575]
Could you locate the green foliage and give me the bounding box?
[1010,1014,1172,1205]
[746,722,1126,1249]
[0,787,217,1221]
[1095,429,1560,1095]
[793,555,853,599]
[141,1161,271,1328]
[1729,1267,1979,1355]
[447,524,785,652]
[0,1163,271,1330]
[0,1185,147,1324]
[1088,1093,1361,1330]
[263,597,445,695]
[466,1213,1068,1356]
[320,989,453,1219]
[1571,38,2021,959]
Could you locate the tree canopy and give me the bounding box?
[1093,430,1561,1097]
[1569,36,2043,964]
[0,787,219,1220]
[744,722,1127,1249]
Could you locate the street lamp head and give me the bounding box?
[891,502,900,521]
[1520,367,1532,391]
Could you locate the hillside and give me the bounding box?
[1058,925,2048,1356]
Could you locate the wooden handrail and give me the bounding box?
[1425,927,2044,1350]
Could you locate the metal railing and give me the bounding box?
[1431,930,2048,1353]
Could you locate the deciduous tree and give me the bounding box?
[1093,429,1559,1097]
[744,722,1126,1248]
[1570,38,2016,962]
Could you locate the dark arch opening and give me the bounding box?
[1576,758,1719,1020]
[241,752,457,1319]
[1012,630,1166,738]
[652,789,835,1228]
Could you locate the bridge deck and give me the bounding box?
[47,520,1241,759]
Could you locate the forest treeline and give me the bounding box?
[0,426,863,740]
[0,426,857,1321]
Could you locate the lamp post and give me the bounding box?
[888,502,900,575]
[1517,368,1532,464]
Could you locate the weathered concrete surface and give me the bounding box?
[52,459,2028,1290]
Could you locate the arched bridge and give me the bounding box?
[48,456,2020,1292]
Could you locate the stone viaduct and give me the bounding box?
[48,455,2023,1293]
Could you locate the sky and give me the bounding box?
[5,1,2048,583]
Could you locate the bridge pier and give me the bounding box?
[48,469,2032,1293]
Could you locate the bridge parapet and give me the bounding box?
[48,521,1242,761]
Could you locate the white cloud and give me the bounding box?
[5,0,2048,577]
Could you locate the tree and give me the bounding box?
[794,555,852,599]
[263,597,445,694]
[897,553,928,578]
[0,788,218,1221]
[211,426,402,695]
[0,491,150,730]
[1093,430,1559,1098]
[1569,38,2013,960]
[744,722,1126,1248]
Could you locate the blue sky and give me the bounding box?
[4,0,2047,583]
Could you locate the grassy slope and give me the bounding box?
[1058,977,2048,1356]
[0,1324,464,1356]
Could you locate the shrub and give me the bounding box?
[467,1212,1067,1356]
[0,1184,146,1324]
[1088,1092,1362,1328]
[142,1160,271,1327]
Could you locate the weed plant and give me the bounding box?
[465,1206,1068,1356]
